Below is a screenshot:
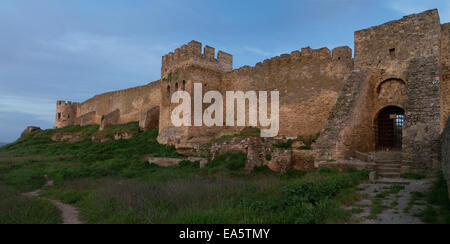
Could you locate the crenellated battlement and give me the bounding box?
[57,100,80,107]
[50,8,448,175]
[332,46,353,62]
[300,47,331,59]
[161,40,233,78]
[55,100,79,128]
[227,46,353,76]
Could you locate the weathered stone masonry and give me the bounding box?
[157,42,353,149]
[55,81,161,130]
[55,9,450,174]
[316,9,446,172]
[55,101,78,128]
[442,116,450,197]
[441,23,450,130]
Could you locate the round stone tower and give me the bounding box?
[55,100,79,128]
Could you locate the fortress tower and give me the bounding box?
[158,41,233,149]
[161,40,232,78]
[50,9,450,176]
[315,9,445,172]
[55,100,79,128]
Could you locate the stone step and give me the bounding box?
[376,163,402,168]
[377,172,401,178]
[375,159,401,164]
[372,151,403,160]
[376,178,411,185]
[374,156,403,160]
[376,167,401,173]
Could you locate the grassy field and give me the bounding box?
[0,124,371,224]
[0,182,61,224]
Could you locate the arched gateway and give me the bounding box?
[375,106,405,151]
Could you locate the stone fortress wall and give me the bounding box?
[315,9,445,171]
[442,116,450,197]
[441,23,450,130]
[55,9,450,173]
[156,41,353,148]
[55,81,161,129]
[221,46,353,138]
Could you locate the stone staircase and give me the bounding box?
[373,151,403,179]
[375,159,402,178]
[354,151,408,184]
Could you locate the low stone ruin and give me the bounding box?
[21,126,41,137]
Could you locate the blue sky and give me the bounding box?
[0,0,449,142]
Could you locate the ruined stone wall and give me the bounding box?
[442,116,450,197]
[441,23,450,130]
[316,9,442,171]
[77,81,161,125]
[139,106,160,130]
[221,46,353,138]
[100,109,120,131]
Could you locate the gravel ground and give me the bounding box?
[346,178,435,224]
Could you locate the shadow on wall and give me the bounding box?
[442,116,450,197]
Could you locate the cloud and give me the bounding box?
[0,94,55,122]
[42,32,170,78]
[0,110,53,142]
[0,94,56,142]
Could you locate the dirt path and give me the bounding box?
[23,176,82,224]
[346,178,434,224]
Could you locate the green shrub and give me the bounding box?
[239,170,369,224]
[2,167,47,192]
[93,122,140,139]
[0,183,62,224]
[211,134,241,143]
[298,132,321,147]
[251,165,273,174]
[52,125,99,135]
[298,146,312,150]
[0,121,372,224]
[416,174,450,224]
[207,152,246,170]
[282,170,307,178]
[318,167,337,174]
[272,139,293,149]
[211,127,261,144]
[427,175,450,207]
[281,172,367,205]
[265,154,272,161]
[0,128,179,184]
[401,172,426,180]
[177,160,200,169]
